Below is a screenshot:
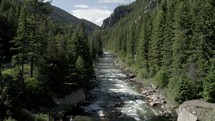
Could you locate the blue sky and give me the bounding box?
[48,0,135,26]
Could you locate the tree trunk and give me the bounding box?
[0,67,3,121]
[30,57,34,77]
[21,56,24,77]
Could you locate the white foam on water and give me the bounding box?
[83,52,165,121]
[84,101,103,112]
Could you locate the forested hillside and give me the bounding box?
[50,5,99,32]
[0,0,102,120]
[101,0,215,104]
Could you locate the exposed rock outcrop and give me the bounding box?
[56,89,86,105]
[177,100,215,121]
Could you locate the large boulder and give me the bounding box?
[177,100,215,121]
[56,89,86,105]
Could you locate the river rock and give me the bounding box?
[149,102,157,106]
[98,110,106,117]
[55,89,86,105]
[177,100,215,121]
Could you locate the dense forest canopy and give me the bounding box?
[0,0,102,120]
[100,0,215,104]
[0,0,215,120]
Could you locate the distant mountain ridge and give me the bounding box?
[50,5,99,32]
[16,0,99,32]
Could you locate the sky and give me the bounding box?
[47,0,135,26]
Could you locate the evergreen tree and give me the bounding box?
[172,1,191,76]
[75,56,86,87]
[203,59,215,102]
[0,42,3,121]
[3,69,26,120]
[26,0,51,77]
[91,31,103,58]
[11,6,29,75]
[126,25,135,66]
[149,8,165,77]
[0,0,7,14]
[174,76,193,104]
[136,14,151,78]
[76,23,94,79]
[162,0,175,76]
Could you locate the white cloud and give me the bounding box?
[71,8,112,26]
[74,4,89,9]
[98,0,130,3]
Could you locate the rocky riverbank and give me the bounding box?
[65,52,177,121]
[114,58,177,120]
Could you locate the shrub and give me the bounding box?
[168,76,194,104]
[153,69,168,88]
[138,68,148,78]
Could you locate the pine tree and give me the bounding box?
[69,23,94,82]
[172,1,191,76]
[203,59,215,102]
[126,25,135,66]
[0,0,6,14]
[149,8,165,77]
[77,23,94,77]
[75,56,86,87]
[3,69,26,120]
[201,0,215,102]
[136,13,151,78]
[162,0,175,76]
[91,31,103,59]
[0,43,2,104]
[175,76,193,104]
[11,6,29,75]
[26,0,51,77]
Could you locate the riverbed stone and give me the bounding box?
[55,89,86,105]
[177,100,215,121]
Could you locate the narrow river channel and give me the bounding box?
[82,52,169,121]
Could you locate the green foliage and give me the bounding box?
[149,8,165,77]
[174,77,193,104]
[172,1,191,75]
[2,69,26,120]
[101,0,215,104]
[153,69,168,88]
[0,0,96,120]
[34,113,52,121]
[11,6,28,74]
[137,68,148,78]
[168,76,193,104]
[25,77,42,94]
[4,117,16,121]
[202,59,215,102]
[50,6,99,33]
[90,31,103,59]
[75,56,86,82]
[76,56,85,73]
[136,13,151,71]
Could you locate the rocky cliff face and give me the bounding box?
[177,100,215,121]
[101,0,159,29]
[101,5,132,28]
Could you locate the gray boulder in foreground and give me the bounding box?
[177,100,215,121]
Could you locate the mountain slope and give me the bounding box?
[101,0,158,28]
[50,5,99,32]
[101,0,215,108]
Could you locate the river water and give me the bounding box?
[82,52,169,121]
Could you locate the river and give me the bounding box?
[82,52,170,121]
